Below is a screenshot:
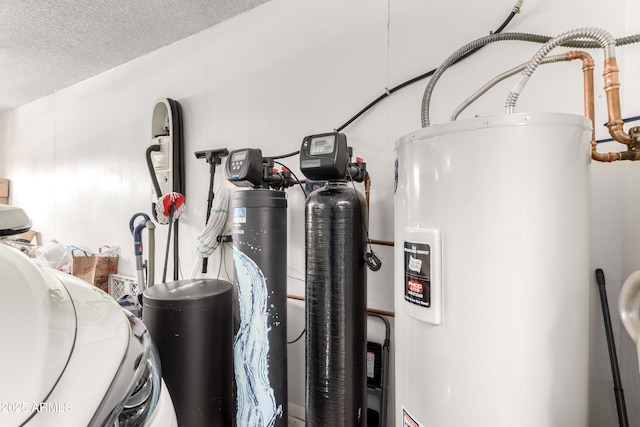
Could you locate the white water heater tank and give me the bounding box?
[394,112,591,426]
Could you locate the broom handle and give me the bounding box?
[173,220,179,281]
[162,206,175,283]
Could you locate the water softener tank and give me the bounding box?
[142,279,234,427]
[306,181,368,427]
[393,112,591,426]
[232,188,288,426]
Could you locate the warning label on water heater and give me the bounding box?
[404,242,431,307]
[402,406,425,427]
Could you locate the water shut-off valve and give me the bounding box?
[620,127,640,160]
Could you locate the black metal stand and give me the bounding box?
[367,313,390,427]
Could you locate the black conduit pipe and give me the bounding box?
[334,6,520,132]
[595,268,629,427]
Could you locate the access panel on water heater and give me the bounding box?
[403,228,442,325]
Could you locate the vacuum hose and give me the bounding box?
[145,145,163,201]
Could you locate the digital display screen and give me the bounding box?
[309,135,335,155]
[232,151,247,162]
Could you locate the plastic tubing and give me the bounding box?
[421,32,640,127]
[505,28,615,113]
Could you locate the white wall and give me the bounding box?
[1,0,639,425]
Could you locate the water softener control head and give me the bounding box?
[226,148,264,187]
[300,132,349,180]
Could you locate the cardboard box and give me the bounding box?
[0,196,8,205]
[0,179,9,197]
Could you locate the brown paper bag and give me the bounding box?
[72,247,119,293]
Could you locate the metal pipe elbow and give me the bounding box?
[591,140,622,162]
[607,120,632,145]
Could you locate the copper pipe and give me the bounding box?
[287,294,395,317]
[362,177,395,246]
[566,51,597,159]
[364,175,371,213]
[564,51,622,162]
[367,307,395,318]
[604,57,632,146]
[288,294,305,303]
[592,148,622,162]
[370,239,394,247]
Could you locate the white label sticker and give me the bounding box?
[408,255,422,273]
[366,351,375,378]
[233,207,246,223]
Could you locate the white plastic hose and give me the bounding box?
[189,187,230,279]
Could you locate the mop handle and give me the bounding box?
[162,205,175,283]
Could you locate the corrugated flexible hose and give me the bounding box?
[421,31,640,127]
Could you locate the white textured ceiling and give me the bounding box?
[0,0,271,111]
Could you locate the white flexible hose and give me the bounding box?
[189,187,230,278]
